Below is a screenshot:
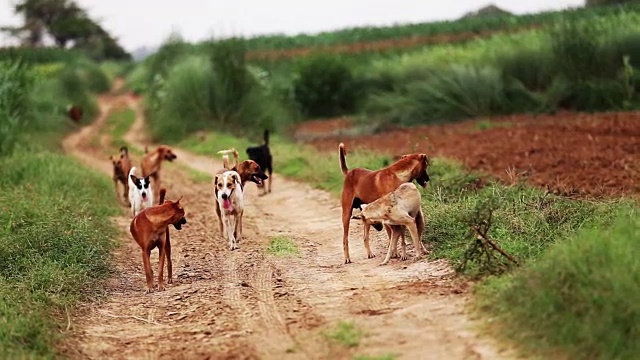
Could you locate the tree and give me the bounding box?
[585,0,640,6]
[4,0,131,60]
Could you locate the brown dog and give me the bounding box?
[130,188,186,292]
[217,148,269,189]
[141,145,177,199]
[338,143,430,264]
[109,146,132,205]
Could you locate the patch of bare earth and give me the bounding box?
[60,87,516,359]
[298,112,640,198]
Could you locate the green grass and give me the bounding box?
[0,150,120,357]
[266,236,300,257]
[476,211,640,359]
[105,108,136,150]
[322,321,363,348]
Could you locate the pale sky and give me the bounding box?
[0,0,584,52]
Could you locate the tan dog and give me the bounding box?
[109,146,132,205]
[141,145,177,199]
[338,143,430,264]
[214,170,244,251]
[360,182,427,265]
[130,188,186,292]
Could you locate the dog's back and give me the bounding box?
[361,183,422,225]
[246,130,272,173]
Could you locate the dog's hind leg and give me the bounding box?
[141,247,154,293]
[341,206,354,264]
[165,228,173,284]
[268,169,272,193]
[234,211,243,244]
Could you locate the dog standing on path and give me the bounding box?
[110,146,132,205]
[130,188,186,293]
[128,166,153,217]
[360,182,427,265]
[246,130,273,194]
[338,143,430,264]
[141,145,177,200]
[214,170,244,251]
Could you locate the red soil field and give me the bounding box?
[294,112,640,198]
[247,25,540,61]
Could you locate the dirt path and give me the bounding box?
[60,86,516,359]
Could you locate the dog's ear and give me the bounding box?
[130,174,138,183]
[420,154,429,165]
[144,176,150,183]
[231,174,239,184]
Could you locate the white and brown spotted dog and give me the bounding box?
[214,170,244,251]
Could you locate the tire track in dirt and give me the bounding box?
[61,85,518,360]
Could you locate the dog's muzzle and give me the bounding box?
[221,193,228,200]
[251,172,268,186]
[416,173,430,188]
[172,216,187,230]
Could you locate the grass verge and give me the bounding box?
[0,150,119,358]
[476,211,640,359]
[266,236,300,257]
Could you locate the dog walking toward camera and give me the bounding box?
[338,142,430,264]
[128,166,153,217]
[360,182,427,266]
[246,129,273,194]
[214,170,244,251]
[110,146,132,205]
[130,188,187,293]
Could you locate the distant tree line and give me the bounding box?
[1,0,130,60]
[585,0,640,6]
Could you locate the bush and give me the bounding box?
[478,211,640,359]
[0,61,34,156]
[364,65,516,126]
[545,76,629,111]
[499,47,555,91]
[293,54,359,118]
[147,40,295,142]
[58,65,99,121]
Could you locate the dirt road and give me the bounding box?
[60,87,514,359]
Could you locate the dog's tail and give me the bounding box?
[159,188,167,205]
[339,143,349,176]
[217,148,239,169]
[120,146,128,157]
[144,145,149,154]
[263,129,269,146]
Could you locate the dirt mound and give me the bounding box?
[301,112,640,197]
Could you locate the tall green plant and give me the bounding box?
[207,38,251,123]
[0,61,34,156]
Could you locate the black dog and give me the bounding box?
[246,129,273,194]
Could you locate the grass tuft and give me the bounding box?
[266,236,300,257]
[322,321,363,348]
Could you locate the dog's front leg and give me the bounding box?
[381,228,401,266]
[165,228,173,284]
[157,235,167,291]
[341,206,353,264]
[406,220,425,258]
[363,224,375,259]
[234,211,243,244]
[226,216,238,250]
[141,248,154,293]
[384,225,398,258]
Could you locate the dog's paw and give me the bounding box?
[379,261,389,266]
[167,278,173,284]
[344,258,352,264]
[158,284,166,291]
[400,255,408,261]
[367,253,376,259]
[145,287,153,294]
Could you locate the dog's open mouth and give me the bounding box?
[251,173,268,187]
[164,154,177,162]
[172,217,187,230]
[223,198,232,210]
